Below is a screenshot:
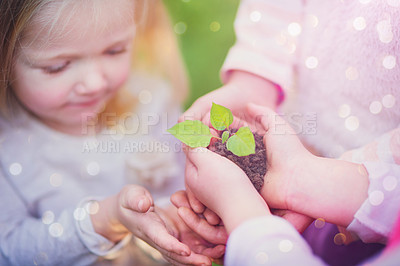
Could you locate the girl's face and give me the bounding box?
[12,0,136,134]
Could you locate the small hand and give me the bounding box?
[115,185,213,266]
[176,213,226,259]
[246,103,314,211]
[171,190,228,246]
[246,104,369,227]
[184,147,270,234]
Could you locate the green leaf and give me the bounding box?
[167,120,213,148]
[226,127,255,156]
[210,103,233,131]
[221,131,229,143]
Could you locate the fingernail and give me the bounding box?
[193,147,206,152]
[138,199,144,211]
[180,250,189,256]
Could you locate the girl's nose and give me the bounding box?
[75,62,107,94]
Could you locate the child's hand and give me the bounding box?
[184,147,270,234]
[172,190,226,265]
[246,103,314,211]
[171,190,228,245]
[246,103,317,231]
[246,104,369,227]
[92,185,213,265]
[167,195,226,261]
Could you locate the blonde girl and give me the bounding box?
[0,0,223,265]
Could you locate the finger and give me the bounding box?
[170,190,191,209]
[179,102,209,123]
[247,103,296,137]
[163,251,212,266]
[231,114,247,130]
[201,111,212,127]
[246,103,275,131]
[201,244,225,259]
[120,185,153,213]
[186,147,219,170]
[203,208,221,226]
[178,110,198,123]
[153,206,180,239]
[184,157,205,214]
[209,127,220,138]
[178,207,228,245]
[150,225,191,256]
[273,209,313,233]
[182,143,190,155]
[186,187,205,214]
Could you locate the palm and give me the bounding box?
[179,228,225,259]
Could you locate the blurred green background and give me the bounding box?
[163,0,240,110]
[163,1,240,265]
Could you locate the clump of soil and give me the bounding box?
[209,130,267,191]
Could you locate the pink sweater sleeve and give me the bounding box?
[341,128,400,243]
[221,0,304,96]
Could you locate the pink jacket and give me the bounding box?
[222,0,400,243]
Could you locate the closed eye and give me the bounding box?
[42,61,70,74]
[105,47,127,55]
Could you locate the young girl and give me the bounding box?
[0,0,223,265]
[178,0,400,265]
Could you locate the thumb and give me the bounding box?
[246,103,276,132]
[247,103,295,136]
[178,107,204,123]
[185,156,206,213]
[186,147,220,169]
[120,185,153,213]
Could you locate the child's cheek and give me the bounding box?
[112,60,131,92]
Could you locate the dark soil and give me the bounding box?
[209,129,267,191]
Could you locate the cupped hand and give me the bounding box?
[184,147,270,234]
[115,185,213,266]
[171,190,228,246]
[246,103,315,212]
[247,104,370,227]
[173,190,227,266]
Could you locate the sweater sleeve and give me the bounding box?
[221,0,304,96]
[341,128,400,244]
[225,216,326,266]
[0,171,128,266]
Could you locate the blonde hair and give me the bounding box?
[0,0,39,117]
[133,0,188,103]
[104,0,189,118]
[0,0,188,119]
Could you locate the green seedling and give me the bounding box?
[167,103,255,156]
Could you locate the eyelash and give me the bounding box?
[42,62,70,74]
[40,47,127,74]
[106,48,127,55]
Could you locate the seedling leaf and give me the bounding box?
[210,103,233,131]
[167,120,213,147]
[226,127,255,156]
[221,131,229,143]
